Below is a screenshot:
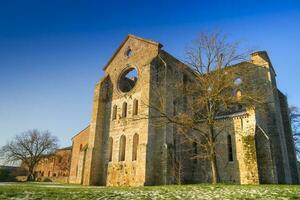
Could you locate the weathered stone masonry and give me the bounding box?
[67,34,299,186]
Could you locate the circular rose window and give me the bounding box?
[118,68,138,93]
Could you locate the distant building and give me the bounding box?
[32,147,71,182]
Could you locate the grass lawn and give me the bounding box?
[0,182,299,200]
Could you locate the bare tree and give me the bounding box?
[142,32,267,184]
[290,106,300,160]
[0,129,58,181]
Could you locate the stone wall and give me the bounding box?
[70,35,298,186]
[69,126,90,184]
[34,147,71,183]
[83,35,160,186]
[278,90,299,184]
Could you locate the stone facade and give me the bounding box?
[67,34,298,186]
[33,147,71,183]
[69,126,90,184]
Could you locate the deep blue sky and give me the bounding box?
[0,0,300,150]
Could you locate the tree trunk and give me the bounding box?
[209,125,219,184]
[210,153,218,184]
[27,166,35,181]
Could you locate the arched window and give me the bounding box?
[119,135,126,161]
[48,171,51,177]
[125,48,133,58]
[122,102,127,118]
[133,99,138,115]
[108,137,113,162]
[132,133,139,161]
[79,144,83,151]
[227,134,233,162]
[112,105,117,120]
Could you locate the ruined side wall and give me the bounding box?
[69,127,90,184]
[254,115,277,184]
[278,91,299,184]
[225,54,288,184]
[251,51,291,183]
[154,52,261,184]
[34,148,72,183]
[153,51,200,184]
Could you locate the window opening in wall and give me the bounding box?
[119,135,126,161]
[112,105,117,120]
[109,137,113,162]
[227,134,234,162]
[240,118,243,130]
[132,134,139,161]
[193,141,198,164]
[125,48,133,58]
[122,102,127,118]
[118,68,138,93]
[133,99,138,115]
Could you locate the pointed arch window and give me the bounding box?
[112,105,117,120]
[133,99,138,115]
[227,134,233,162]
[132,133,139,161]
[119,135,126,161]
[108,137,113,162]
[122,102,127,118]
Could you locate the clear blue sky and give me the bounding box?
[0,0,299,149]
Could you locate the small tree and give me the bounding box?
[290,106,300,160]
[0,129,58,181]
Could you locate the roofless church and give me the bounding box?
[33,35,299,186]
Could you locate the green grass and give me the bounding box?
[0,182,299,199]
